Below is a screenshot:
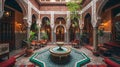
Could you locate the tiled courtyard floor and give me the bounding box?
[9,44,106,67]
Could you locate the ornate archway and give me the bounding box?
[56,25,64,41]
[54,17,67,42]
[54,24,66,42]
[112,6,120,41]
[0,0,27,50]
[97,0,120,41]
[69,18,80,41]
[83,13,93,45]
[41,17,51,41]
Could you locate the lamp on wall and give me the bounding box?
[99,23,105,30]
[4,11,11,17]
[15,22,23,32]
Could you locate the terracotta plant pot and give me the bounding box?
[25,48,33,57]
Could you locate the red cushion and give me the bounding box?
[20,65,25,67]
[27,64,35,67]
[104,58,120,67]
[105,42,120,47]
[0,57,16,67]
[19,64,35,67]
[85,45,94,51]
[98,64,107,67]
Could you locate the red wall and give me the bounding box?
[40,4,68,11]
[29,0,40,10]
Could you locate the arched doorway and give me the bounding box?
[56,25,64,42]
[83,13,93,45]
[97,0,120,42]
[69,18,80,41]
[41,17,51,41]
[30,14,38,41]
[97,0,120,56]
[55,17,66,42]
[0,0,27,50]
[112,6,120,41]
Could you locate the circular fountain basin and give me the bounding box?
[49,46,71,57]
[56,42,64,47]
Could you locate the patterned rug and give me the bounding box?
[19,64,35,67]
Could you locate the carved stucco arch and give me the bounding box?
[95,0,109,27]
[32,14,39,24]
[83,13,92,27]
[16,0,27,18]
[1,0,27,18]
[41,16,50,21]
[54,24,67,42]
[96,0,109,17]
[41,16,50,26]
[54,24,66,33]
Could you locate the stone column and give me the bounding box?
[51,12,55,44]
[79,23,83,40]
[92,0,98,52]
[64,30,67,43]
[53,30,56,44]
[0,0,4,18]
[38,25,41,40]
[66,29,69,44]
[79,14,83,42]
[80,29,83,35]
[93,27,98,52]
[37,19,41,41]
[80,29,83,42]
[27,25,31,41]
[26,1,32,41]
[66,11,70,44]
[51,27,54,44]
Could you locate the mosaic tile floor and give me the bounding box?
[30,48,90,67]
[11,44,106,67]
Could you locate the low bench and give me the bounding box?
[104,42,120,48]
[0,56,16,67]
[104,57,120,67]
[103,42,120,56]
[0,43,9,59]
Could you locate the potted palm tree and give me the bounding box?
[41,31,48,46]
[67,0,82,41]
[25,31,36,56]
[41,32,48,40]
[41,19,50,40]
[25,22,38,56]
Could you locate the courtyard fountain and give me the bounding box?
[30,42,90,67]
[49,42,71,57]
[49,42,71,62]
